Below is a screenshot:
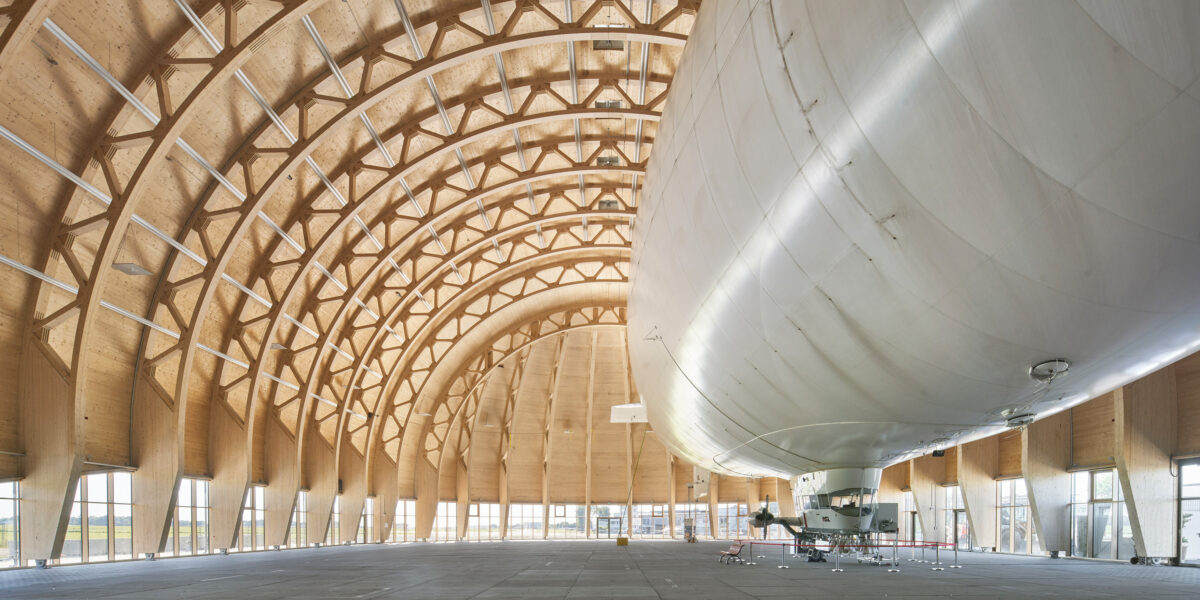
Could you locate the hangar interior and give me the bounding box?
[1,0,1199,598]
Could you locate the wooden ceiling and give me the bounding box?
[0,0,699,555]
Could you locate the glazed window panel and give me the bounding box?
[508,503,543,540]
[55,473,134,565]
[0,481,18,568]
[548,504,585,539]
[1181,462,1200,564]
[995,478,1035,554]
[1070,469,1132,560]
[393,500,416,542]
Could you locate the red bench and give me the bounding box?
[719,543,745,564]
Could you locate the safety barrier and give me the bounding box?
[730,538,962,572]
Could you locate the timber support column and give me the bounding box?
[910,455,945,543]
[666,455,676,537]
[1022,411,1071,554]
[708,474,720,538]
[959,437,999,550]
[262,417,299,548]
[130,376,183,558]
[18,341,83,562]
[746,478,760,538]
[338,449,367,544]
[305,433,338,546]
[1115,366,1178,559]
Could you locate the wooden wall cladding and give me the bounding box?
[997,429,1022,478]
[1175,353,1200,455]
[1071,393,1116,469]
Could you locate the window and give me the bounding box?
[590,504,626,538]
[434,502,457,542]
[1070,469,1134,560]
[164,478,209,557]
[0,481,18,568]
[57,472,133,564]
[673,503,708,539]
[508,503,543,540]
[548,504,586,538]
[714,503,747,539]
[901,491,922,543]
[468,503,502,541]
[287,491,308,548]
[325,496,341,545]
[1178,461,1200,564]
[356,497,374,544]
[236,486,265,552]
[995,479,1039,554]
[392,500,416,542]
[943,486,970,550]
[633,504,670,539]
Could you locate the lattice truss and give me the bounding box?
[4,0,696,493]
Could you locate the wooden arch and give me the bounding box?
[0,0,699,560]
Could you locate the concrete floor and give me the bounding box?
[2,540,1199,599]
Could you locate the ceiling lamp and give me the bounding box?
[112,262,152,276]
[1029,359,1071,384]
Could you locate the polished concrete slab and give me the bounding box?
[2,540,1199,599]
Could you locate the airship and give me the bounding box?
[629,0,1200,537]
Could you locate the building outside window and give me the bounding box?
[288,491,308,548]
[943,485,970,550]
[673,503,709,539]
[902,491,922,543]
[236,486,265,552]
[59,472,133,564]
[163,478,209,557]
[548,504,585,538]
[356,497,374,543]
[715,503,747,539]
[325,496,341,546]
[434,501,457,542]
[508,503,543,539]
[1178,461,1200,564]
[996,478,1040,554]
[392,500,415,542]
[0,480,18,567]
[1070,468,1134,560]
[467,503,502,541]
[632,504,669,538]
[762,500,789,539]
[590,504,625,538]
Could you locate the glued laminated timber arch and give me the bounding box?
[0,0,698,560]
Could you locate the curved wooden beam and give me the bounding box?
[366,250,629,488]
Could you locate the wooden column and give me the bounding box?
[666,455,677,537]
[305,434,338,546]
[130,377,182,557]
[17,341,82,561]
[262,416,298,548]
[584,331,597,538]
[497,348,528,540]
[958,437,999,550]
[1115,366,1178,558]
[456,455,469,542]
[207,405,249,551]
[413,452,438,540]
[372,448,398,543]
[708,474,720,538]
[909,455,945,542]
[338,449,367,543]
[1022,410,1070,553]
[776,478,797,518]
[745,478,760,538]
[621,331,633,537]
[542,337,567,538]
